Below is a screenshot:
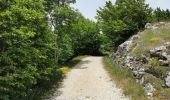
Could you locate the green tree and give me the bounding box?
[0,0,56,99]
[97,0,152,50]
[153,8,170,21]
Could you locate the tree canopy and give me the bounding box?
[97,0,152,49]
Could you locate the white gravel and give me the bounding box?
[48,56,129,100]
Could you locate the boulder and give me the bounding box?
[164,42,170,48]
[144,83,154,96]
[159,60,169,66]
[145,23,152,29]
[150,46,167,54]
[165,72,170,87]
[118,40,133,53]
[116,35,140,56]
[132,68,145,80]
[150,46,167,59]
[131,35,140,41]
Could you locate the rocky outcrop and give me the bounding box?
[113,24,170,97]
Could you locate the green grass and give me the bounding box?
[103,57,147,100]
[131,24,170,57]
[128,22,170,99]
[145,73,170,100]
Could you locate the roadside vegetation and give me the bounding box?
[19,56,87,100]
[98,1,170,99]
[130,23,170,99]
[0,0,98,99]
[103,57,147,100]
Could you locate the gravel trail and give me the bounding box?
[48,56,129,100]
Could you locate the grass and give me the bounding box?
[129,22,170,99]
[145,73,170,100]
[25,56,87,100]
[103,56,147,100]
[131,23,170,57]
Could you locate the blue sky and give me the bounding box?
[71,0,170,21]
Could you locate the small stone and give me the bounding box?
[145,23,152,29]
[133,68,145,80]
[145,83,154,97]
[131,35,140,40]
[164,42,170,48]
[165,72,170,87]
[159,60,169,66]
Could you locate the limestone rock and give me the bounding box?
[165,72,170,87]
[116,35,140,56]
[132,68,145,80]
[159,60,169,66]
[150,46,167,54]
[164,42,170,48]
[125,56,134,67]
[145,23,152,29]
[144,83,154,96]
[150,46,167,59]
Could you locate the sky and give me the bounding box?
[71,0,170,21]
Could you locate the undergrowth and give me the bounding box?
[103,57,147,100]
[24,56,87,100]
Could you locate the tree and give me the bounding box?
[0,0,56,99]
[97,0,152,50]
[153,8,170,21]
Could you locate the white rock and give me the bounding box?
[165,72,170,87]
[159,60,169,66]
[145,83,154,96]
[164,42,170,48]
[145,23,152,29]
[150,46,167,54]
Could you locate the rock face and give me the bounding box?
[114,35,147,85]
[116,35,139,56]
[113,23,170,97]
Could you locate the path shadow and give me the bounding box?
[73,60,91,69]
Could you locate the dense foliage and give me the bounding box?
[52,7,100,63]
[153,7,170,22]
[97,0,152,50]
[0,0,101,99]
[0,0,60,99]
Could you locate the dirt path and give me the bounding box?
[47,56,129,100]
